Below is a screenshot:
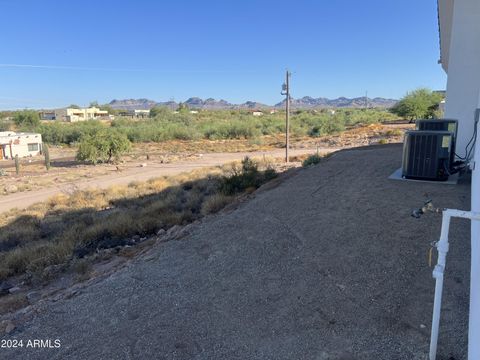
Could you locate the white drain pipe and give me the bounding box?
[429,209,480,360]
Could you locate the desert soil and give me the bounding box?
[0,144,470,360]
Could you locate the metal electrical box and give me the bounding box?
[402,130,454,181]
[415,119,458,139]
[415,119,458,164]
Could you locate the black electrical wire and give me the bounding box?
[443,160,452,177]
[466,116,478,162]
[456,109,480,161]
[457,126,475,160]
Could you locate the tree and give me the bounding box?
[98,104,116,115]
[13,110,40,128]
[76,130,131,164]
[149,106,169,118]
[177,102,189,112]
[390,88,443,121]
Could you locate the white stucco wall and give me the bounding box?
[442,1,480,358]
[0,132,43,159]
[444,0,480,158]
[438,2,480,358]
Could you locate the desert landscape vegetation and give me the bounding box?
[0,106,409,293]
[0,87,445,352]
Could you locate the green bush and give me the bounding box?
[32,108,398,146]
[302,154,323,167]
[221,157,277,195]
[38,121,105,145]
[0,118,13,131]
[76,130,131,164]
[390,88,443,120]
[13,110,40,129]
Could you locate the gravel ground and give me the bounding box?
[0,144,470,360]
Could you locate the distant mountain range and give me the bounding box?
[109,96,397,111]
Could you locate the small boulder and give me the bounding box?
[167,225,181,236]
[2,320,15,334]
[0,282,13,296]
[8,286,21,294]
[26,291,41,303]
[4,184,18,193]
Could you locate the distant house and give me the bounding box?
[252,111,264,116]
[0,131,43,160]
[118,109,150,118]
[39,111,56,121]
[189,110,199,114]
[54,107,112,122]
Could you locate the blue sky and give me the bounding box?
[0,0,446,109]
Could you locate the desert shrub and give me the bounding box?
[0,118,13,131]
[76,130,131,164]
[302,154,322,167]
[385,129,402,137]
[33,108,397,146]
[13,110,40,129]
[201,194,233,215]
[390,88,443,120]
[149,106,170,118]
[202,121,260,140]
[38,121,105,145]
[221,157,277,195]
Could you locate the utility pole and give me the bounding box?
[281,70,291,163]
[365,90,368,109]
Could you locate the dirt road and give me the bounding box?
[0,147,337,213]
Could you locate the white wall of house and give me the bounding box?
[443,0,480,158]
[54,107,110,122]
[0,132,43,160]
[440,0,480,358]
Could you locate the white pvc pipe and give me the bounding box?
[429,211,451,360]
[429,209,480,360]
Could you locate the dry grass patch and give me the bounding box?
[385,129,403,137]
[0,294,29,315]
[201,194,233,215]
[0,157,278,283]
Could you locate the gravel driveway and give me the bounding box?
[1,144,470,360]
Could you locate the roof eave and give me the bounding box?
[438,0,454,73]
